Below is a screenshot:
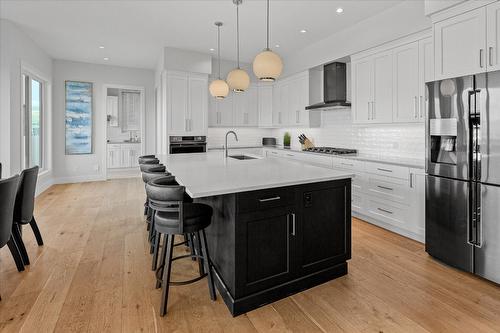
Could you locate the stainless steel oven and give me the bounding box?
[169,136,206,154]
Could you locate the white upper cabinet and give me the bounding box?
[233,85,258,127]
[418,37,434,121]
[188,74,208,133]
[372,51,393,123]
[166,71,208,135]
[487,1,500,71]
[434,7,487,79]
[352,58,373,123]
[352,34,434,125]
[393,42,419,123]
[352,51,393,124]
[258,84,273,127]
[167,72,189,135]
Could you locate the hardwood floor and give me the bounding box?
[1,178,500,332]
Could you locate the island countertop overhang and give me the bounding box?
[157,152,353,198]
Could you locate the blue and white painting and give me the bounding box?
[65,81,92,154]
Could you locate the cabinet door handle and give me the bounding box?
[367,102,371,120]
[286,154,294,157]
[377,167,393,173]
[372,101,376,120]
[258,196,281,202]
[409,172,414,188]
[377,207,394,215]
[290,213,296,236]
[419,96,423,119]
[377,185,394,191]
[480,49,484,68]
[341,162,354,167]
[414,96,418,119]
[489,46,494,67]
[185,119,189,131]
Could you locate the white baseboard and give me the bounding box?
[353,211,425,243]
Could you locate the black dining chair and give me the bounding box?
[0,175,25,273]
[12,166,43,266]
[146,179,216,316]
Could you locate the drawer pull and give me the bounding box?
[377,207,394,214]
[259,196,281,202]
[377,185,394,191]
[341,163,354,167]
[272,152,278,154]
[377,168,393,173]
[286,154,294,157]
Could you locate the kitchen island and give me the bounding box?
[158,151,353,316]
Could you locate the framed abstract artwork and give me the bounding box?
[65,81,93,154]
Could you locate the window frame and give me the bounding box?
[21,68,47,172]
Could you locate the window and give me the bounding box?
[22,73,44,169]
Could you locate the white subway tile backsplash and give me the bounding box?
[207,128,274,148]
[207,109,425,160]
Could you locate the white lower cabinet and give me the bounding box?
[263,148,425,242]
[107,143,141,169]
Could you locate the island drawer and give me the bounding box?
[237,187,295,213]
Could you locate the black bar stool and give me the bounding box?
[0,175,25,273]
[140,164,165,173]
[145,180,216,316]
[13,166,43,266]
[141,169,171,229]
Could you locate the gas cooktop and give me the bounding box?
[303,147,358,155]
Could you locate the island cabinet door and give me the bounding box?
[295,180,352,276]
[234,205,297,297]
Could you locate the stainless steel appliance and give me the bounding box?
[304,147,357,155]
[262,137,277,147]
[426,72,500,284]
[306,62,351,110]
[169,136,206,154]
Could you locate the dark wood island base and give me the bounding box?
[197,178,351,316]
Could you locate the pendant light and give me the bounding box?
[253,0,283,81]
[209,22,230,99]
[227,0,250,93]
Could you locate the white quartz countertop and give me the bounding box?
[157,151,353,198]
[264,147,425,169]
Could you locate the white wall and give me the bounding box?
[0,19,53,193]
[282,0,431,77]
[52,60,155,183]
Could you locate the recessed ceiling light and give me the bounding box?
[99,46,105,49]
[336,7,344,14]
[300,29,307,33]
[103,57,109,61]
[210,48,215,52]
[275,44,280,48]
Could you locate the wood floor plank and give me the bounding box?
[2,179,500,333]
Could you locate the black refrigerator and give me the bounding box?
[426,71,500,285]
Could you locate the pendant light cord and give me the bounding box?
[266,0,270,50]
[236,3,240,68]
[217,24,222,79]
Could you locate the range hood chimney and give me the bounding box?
[306,62,351,110]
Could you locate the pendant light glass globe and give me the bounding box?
[253,49,283,81]
[210,22,229,99]
[227,68,250,92]
[227,0,250,93]
[253,0,283,81]
[209,79,230,99]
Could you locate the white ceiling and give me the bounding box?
[0,0,405,70]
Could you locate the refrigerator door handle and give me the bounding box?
[468,183,477,247]
[475,184,482,248]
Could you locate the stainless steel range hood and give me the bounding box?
[306,62,351,110]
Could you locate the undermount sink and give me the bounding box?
[229,155,257,160]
